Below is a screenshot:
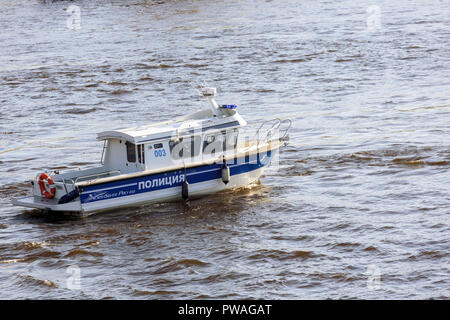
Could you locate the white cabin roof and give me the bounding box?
[97,108,245,144]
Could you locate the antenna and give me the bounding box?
[188,80,222,116]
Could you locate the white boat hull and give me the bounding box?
[81,167,264,214]
[13,150,275,215]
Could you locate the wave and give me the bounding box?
[248,249,316,261]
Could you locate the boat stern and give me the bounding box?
[11,173,83,213]
[12,195,82,212]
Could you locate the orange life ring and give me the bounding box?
[38,173,56,199]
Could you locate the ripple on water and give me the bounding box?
[15,275,56,289]
[151,257,210,275]
[407,251,449,261]
[0,246,60,264]
[58,107,105,115]
[248,249,317,261]
[110,89,133,95]
[64,249,104,258]
[131,289,180,297]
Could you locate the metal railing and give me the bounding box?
[244,118,291,147]
[73,170,121,184]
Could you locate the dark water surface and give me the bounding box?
[0,0,449,299]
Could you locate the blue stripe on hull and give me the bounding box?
[80,151,272,204]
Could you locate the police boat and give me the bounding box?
[12,87,290,214]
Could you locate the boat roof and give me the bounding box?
[97,108,243,144]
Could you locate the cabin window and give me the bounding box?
[203,133,223,155]
[224,129,239,150]
[203,129,238,156]
[137,144,145,164]
[169,136,201,160]
[126,141,136,163]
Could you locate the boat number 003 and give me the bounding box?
[154,149,167,157]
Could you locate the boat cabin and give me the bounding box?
[52,87,247,186]
[97,107,245,174]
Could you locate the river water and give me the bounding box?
[0,0,449,299]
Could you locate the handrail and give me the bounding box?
[74,170,121,184]
[252,118,282,147]
[48,171,120,196]
[266,119,282,140]
[279,119,292,141]
[60,178,75,193]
